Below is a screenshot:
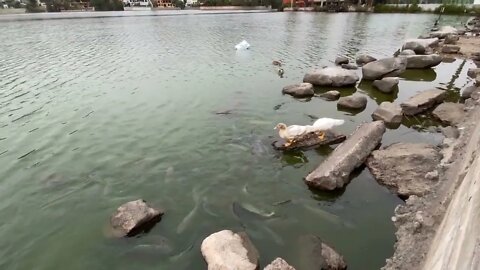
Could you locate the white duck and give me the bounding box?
[274,118,344,146]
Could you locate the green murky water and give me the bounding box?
[0,12,476,270]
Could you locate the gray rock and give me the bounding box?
[441,126,460,139]
[418,33,431,39]
[303,67,359,87]
[432,102,465,126]
[366,143,441,198]
[372,102,403,125]
[372,77,399,93]
[402,38,439,54]
[467,68,480,78]
[264,258,296,270]
[320,90,341,101]
[444,34,459,44]
[462,86,480,99]
[405,54,442,69]
[355,54,377,66]
[282,83,314,98]
[400,89,446,115]
[362,57,407,80]
[305,121,386,190]
[335,56,349,65]
[399,49,416,56]
[430,26,458,39]
[110,199,164,237]
[297,235,347,270]
[201,230,259,270]
[441,45,460,54]
[337,94,367,110]
[341,63,358,70]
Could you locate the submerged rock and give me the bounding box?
[110,199,164,237]
[372,102,403,126]
[337,94,367,110]
[264,258,296,270]
[335,56,349,65]
[372,77,399,93]
[320,90,341,101]
[366,143,441,198]
[201,230,259,270]
[400,89,446,115]
[441,45,460,54]
[341,63,358,70]
[405,54,442,69]
[282,83,314,98]
[432,102,465,126]
[303,67,359,87]
[355,54,377,66]
[399,49,416,56]
[362,57,407,80]
[305,121,386,190]
[297,235,347,270]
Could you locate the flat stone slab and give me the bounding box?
[264,258,296,270]
[337,94,367,110]
[442,45,460,54]
[432,102,465,126]
[362,57,407,80]
[405,54,442,69]
[110,199,164,237]
[303,67,359,87]
[305,121,386,190]
[356,54,377,66]
[273,130,346,151]
[366,143,441,198]
[282,83,314,98]
[400,89,446,115]
[372,101,403,126]
[201,230,259,270]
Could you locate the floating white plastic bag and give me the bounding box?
[235,40,250,50]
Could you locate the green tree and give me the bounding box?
[91,0,124,10]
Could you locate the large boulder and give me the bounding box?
[303,67,359,87]
[305,121,386,190]
[366,143,441,198]
[320,90,340,101]
[405,54,442,69]
[372,77,399,93]
[110,199,164,237]
[402,38,439,54]
[297,235,347,270]
[282,83,314,98]
[399,49,416,56]
[432,102,465,126]
[430,26,458,39]
[400,89,446,115]
[355,54,377,66]
[441,45,460,54]
[335,56,349,65]
[444,34,459,44]
[337,94,367,110]
[372,102,403,126]
[362,57,407,80]
[264,258,296,270]
[201,230,259,270]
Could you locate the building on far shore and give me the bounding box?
[156,0,173,7]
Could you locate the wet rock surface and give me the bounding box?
[303,67,359,87]
[366,143,441,198]
[362,57,407,80]
[400,89,446,115]
[402,38,439,54]
[305,121,386,190]
[432,102,465,126]
[337,94,367,110]
[441,45,460,54]
[462,86,480,99]
[264,258,296,270]
[372,77,399,93]
[201,230,259,270]
[320,90,341,101]
[399,49,416,56]
[335,56,349,65]
[110,199,164,237]
[441,126,460,139]
[467,68,480,78]
[405,54,442,69]
[444,34,459,44]
[297,235,347,270]
[282,83,314,98]
[355,54,377,66]
[341,63,358,70]
[372,102,403,126]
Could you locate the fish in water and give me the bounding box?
[176,186,204,234]
[232,201,275,221]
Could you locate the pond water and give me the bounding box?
[0,11,476,270]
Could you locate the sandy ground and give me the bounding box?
[437,36,480,61]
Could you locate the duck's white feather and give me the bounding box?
[312,118,345,131]
[277,118,344,140]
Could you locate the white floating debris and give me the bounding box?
[235,40,250,50]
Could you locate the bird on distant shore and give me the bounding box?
[274,118,344,147]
